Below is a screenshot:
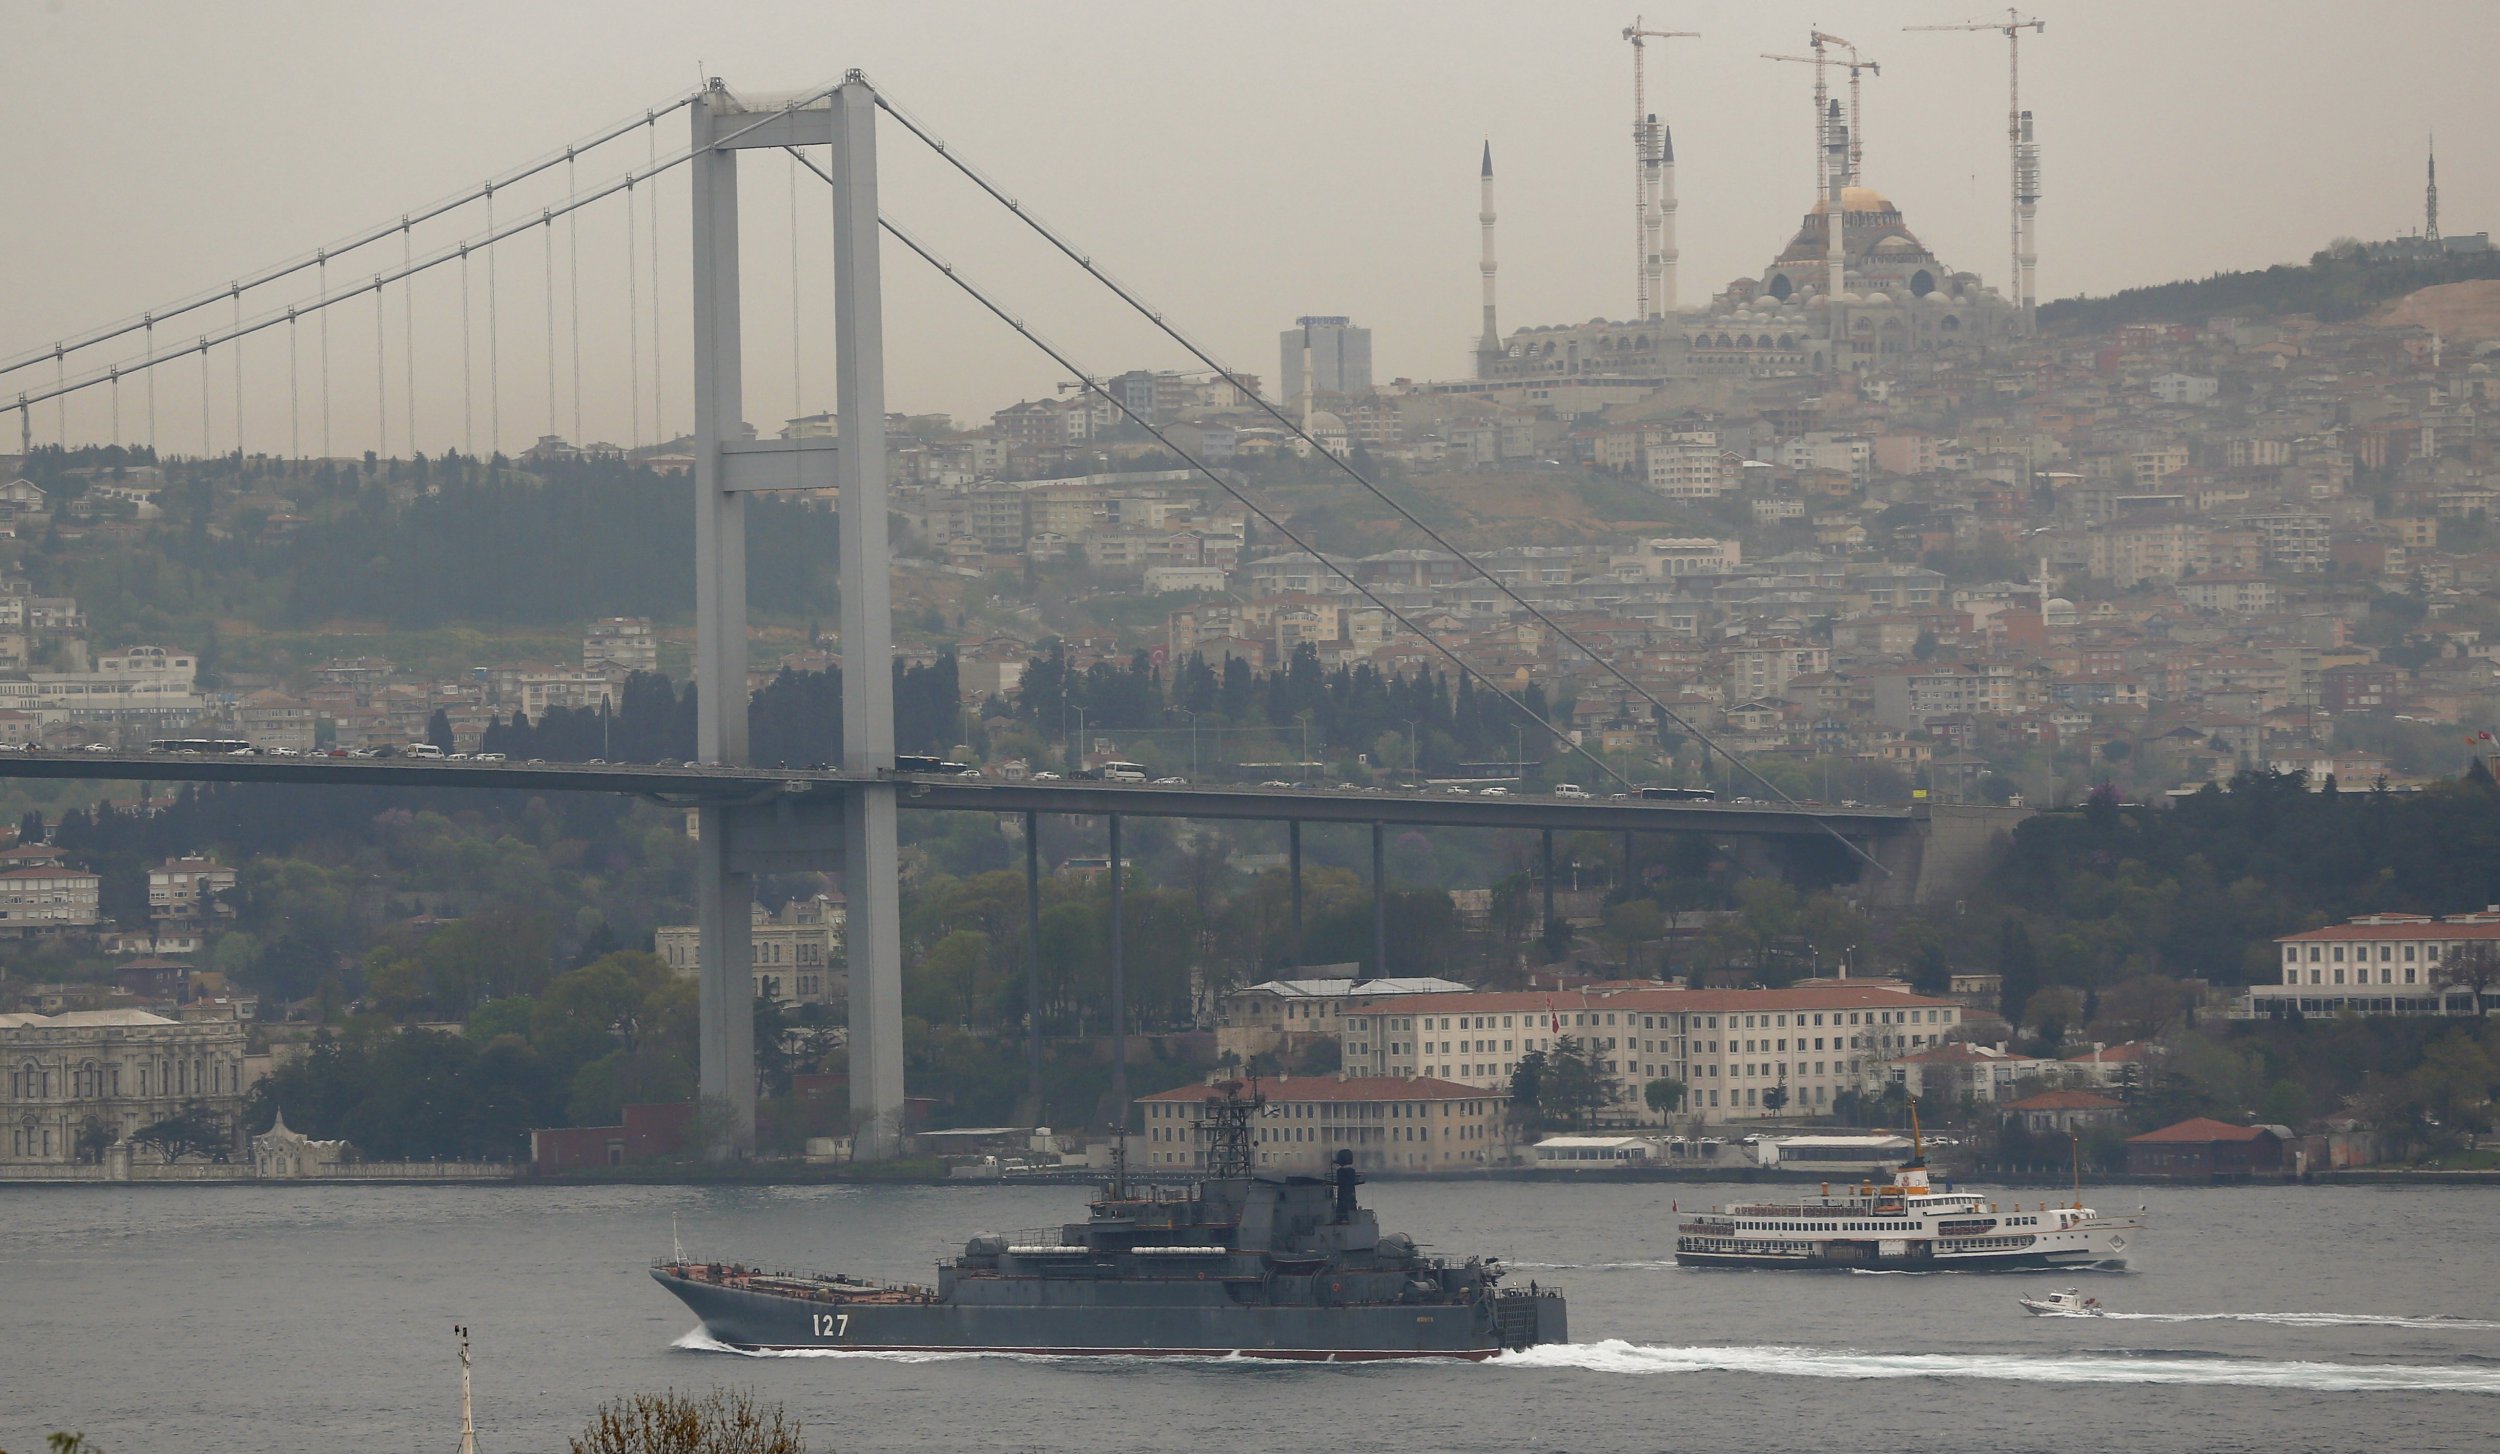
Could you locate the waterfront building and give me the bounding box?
[1136,1075,1500,1175]
[2125,1117,2287,1179]
[2247,909,2500,1017]
[0,1008,249,1165]
[1336,983,1964,1123]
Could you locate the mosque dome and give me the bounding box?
[1811,185,1894,214]
[2044,597,2079,627]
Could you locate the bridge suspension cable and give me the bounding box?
[865,82,1886,870]
[786,147,1624,796]
[0,91,701,386]
[8,84,840,436]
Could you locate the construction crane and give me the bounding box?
[1907,8,2047,312]
[1624,17,1700,319]
[1761,43,1879,188]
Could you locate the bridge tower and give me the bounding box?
[686,75,906,1159]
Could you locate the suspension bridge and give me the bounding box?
[0,74,1987,1160]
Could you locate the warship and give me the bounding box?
[656,1081,1567,1360]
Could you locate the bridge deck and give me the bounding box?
[0,752,1915,836]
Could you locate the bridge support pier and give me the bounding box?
[1371,821,1387,976]
[1108,814,1127,1129]
[1287,820,1303,969]
[1541,829,1556,942]
[683,77,908,1159]
[693,809,755,1154]
[1024,810,1042,1115]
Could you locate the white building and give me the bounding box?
[0,865,102,934]
[0,645,201,724]
[1337,984,1965,1122]
[2248,910,2500,1017]
[583,617,659,676]
[148,858,235,923]
[1,1009,250,1165]
[657,894,846,1006]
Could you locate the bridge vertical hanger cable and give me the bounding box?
[460,245,474,455]
[54,354,64,447]
[318,252,332,461]
[544,211,558,445]
[374,277,387,458]
[568,151,583,447]
[626,177,641,449]
[486,185,500,456]
[288,313,299,460]
[868,91,1884,872]
[648,121,663,446]
[231,289,244,456]
[108,369,119,448]
[198,339,211,457]
[144,318,155,453]
[403,224,416,457]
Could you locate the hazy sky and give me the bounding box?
[2,1,2493,458]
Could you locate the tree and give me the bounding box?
[427,708,456,753]
[1998,919,2041,1028]
[1761,1083,1790,1114]
[2441,941,2500,1014]
[1538,1036,1621,1131]
[132,1099,232,1163]
[1508,1048,1547,1121]
[1643,1077,1687,1115]
[569,1390,808,1454]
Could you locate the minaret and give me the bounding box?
[1658,124,1679,315]
[1640,114,1663,318]
[1477,141,1501,376]
[1825,101,1848,372]
[1825,101,1847,300]
[2427,136,2442,243]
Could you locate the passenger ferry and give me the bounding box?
[1674,1113,2142,1272]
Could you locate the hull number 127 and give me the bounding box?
[811,1312,851,1338]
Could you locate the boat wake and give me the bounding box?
[671,1328,1288,1368]
[1494,1340,2500,1393]
[2094,1311,2500,1332]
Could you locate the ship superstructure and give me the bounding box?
[656,1081,1566,1359]
[1675,1113,2141,1271]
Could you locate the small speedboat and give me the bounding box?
[2019,1287,2105,1316]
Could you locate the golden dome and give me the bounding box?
[1812,185,1895,213]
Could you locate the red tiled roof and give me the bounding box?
[2128,1116,2276,1144]
[1339,986,1957,1018]
[2004,1090,2125,1111]
[2278,920,2500,942]
[1137,1076,1482,1105]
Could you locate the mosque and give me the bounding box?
[1474,105,2027,383]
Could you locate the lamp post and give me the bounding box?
[1402,718,1421,781]
[1073,705,1088,774]
[1296,710,1315,785]
[1178,709,1199,777]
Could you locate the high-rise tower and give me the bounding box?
[2427,136,2442,243]
[1477,141,1501,376]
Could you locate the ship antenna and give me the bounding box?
[1906,1095,1925,1167]
[1109,1122,1130,1201]
[455,1324,476,1454]
[2070,1129,2082,1210]
[1196,1076,1265,1179]
[672,1211,683,1264]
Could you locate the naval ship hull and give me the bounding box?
[658,1267,1563,1360]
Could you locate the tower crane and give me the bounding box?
[1624,18,1700,319]
[1761,43,1879,188]
[1906,9,2047,312]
